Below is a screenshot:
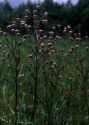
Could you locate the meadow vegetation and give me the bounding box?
[0,5,89,125]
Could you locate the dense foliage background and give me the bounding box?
[0,0,89,36]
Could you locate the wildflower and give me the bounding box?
[18,73,24,81]
[51,62,57,69]
[52,27,56,30]
[12,23,16,27]
[48,42,52,47]
[25,24,28,28]
[58,75,62,80]
[51,49,54,53]
[11,29,15,33]
[68,77,73,81]
[39,49,42,53]
[58,24,61,28]
[33,14,37,18]
[63,29,67,33]
[25,15,28,19]
[86,47,89,51]
[36,5,40,9]
[43,35,47,39]
[25,105,34,116]
[41,43,45,48]
[16,33,21,36]
[27,25,32,29]
[12,21,16,24]
[76,37,81,41]
[48,52,52,56]
[69,30,72,34]
[49,31,54,35]
[64,27,67,30]
[55,36,62,40]
[71,46,74,51]
[39,29,43,34]
[70,37,74,40]
[42,19,48,24]
[28,59,32,64]
[67,25,71,29]
[75,44,79,49]
[27,54,33,58]
[85,36,89,41]
[7,25,12,29]
[15,29,19,34]
[16,18,20,21]
[64,53,68,57]
[3,32,7,36]
[25,9,31,14]
[33,10,37,14]
[45,60,48,64]
[44,11,48,17]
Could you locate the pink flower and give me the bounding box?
[44,12,48,17]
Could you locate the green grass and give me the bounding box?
[0,36,89,125]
